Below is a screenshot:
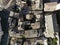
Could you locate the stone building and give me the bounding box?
[44,2,60,45]
[8,0,45,45]
[44,2,58,38]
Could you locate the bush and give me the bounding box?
[47,37,58,45]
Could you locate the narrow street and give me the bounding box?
[0,19,9,45]
[0,9,10,45]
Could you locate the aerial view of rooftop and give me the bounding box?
[0,0,60,45]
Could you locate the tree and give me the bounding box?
[36,42,40,45]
